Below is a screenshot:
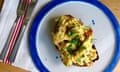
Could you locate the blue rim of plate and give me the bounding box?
[29,0,120,72]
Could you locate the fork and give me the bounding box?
[0,0,29,64]
[8,0,38,63]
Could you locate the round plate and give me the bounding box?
[29,0,120,72]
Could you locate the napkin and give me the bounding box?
[1,0,120,72]
[0,0,50,72]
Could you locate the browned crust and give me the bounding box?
[92,45,99,62]
[56,44,99,67]
[55,45,99,67]
[65,15,83,25]
[73,45,99,67]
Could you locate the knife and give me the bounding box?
[0,0,28,61]
[8,0,38,62]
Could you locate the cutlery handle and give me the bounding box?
[8,0,38,62]
[3,15,25,63]
[9,25,26,62]
[0,16,20,60]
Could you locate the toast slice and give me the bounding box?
[52,15,99,67]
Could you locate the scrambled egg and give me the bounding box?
[52,15,98,66]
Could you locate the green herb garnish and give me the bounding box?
[71,35,80,43]
[82,46,87,50]
[69,30,75,36]
[75,35,80,40]
[81,54,85,58]
[89,58,92,61]
[70,39,78,44]
[77,58,81,62]
[77,25,80,28]
[67,44,73,54]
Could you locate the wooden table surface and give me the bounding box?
[101,0,120,72]
[0,0,120,72]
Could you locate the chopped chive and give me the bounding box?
[89,58,92,61]
[70,36,80,45]
[70,39,78,44]
[81,54,85,58]
[77,58,81,62]
[75,35,80,40]
[82,46,87,50]
[67,44,72,49]
[66,54,70,57]
[67,45,73,54]
[77,25,80,28]
[69,30,75,36]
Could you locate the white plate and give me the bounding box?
[29,0,120,72]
